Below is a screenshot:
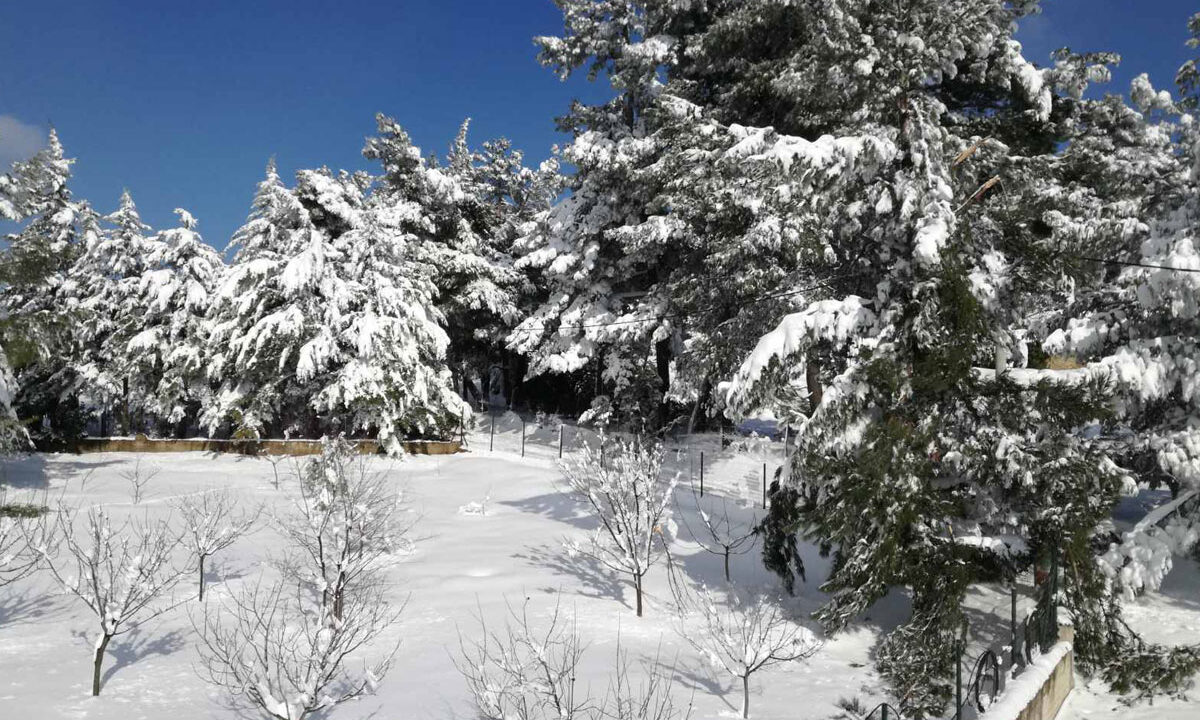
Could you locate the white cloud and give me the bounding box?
[0,115,47,171]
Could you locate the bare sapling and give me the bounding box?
[174,489,261,600]
[194,578,402,720]
[599,639,692,720]
[121,456,159,504]
[559,435,676,617]
[455,595,588,720]
[671,581,820,718]
[454,594,690,720]
[257,445,291,490]
[42,504,186,695]
[677,487,757,583]
[277,437,414,619]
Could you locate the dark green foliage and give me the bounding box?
[756,479,806,596]
[0,503,47,519]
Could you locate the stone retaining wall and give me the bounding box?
[64,436,462,456]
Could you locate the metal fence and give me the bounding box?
[859,545,1062,720]
[467,407,789,509]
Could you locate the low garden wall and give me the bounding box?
[62,436,462,456]
[980,628,1074,720]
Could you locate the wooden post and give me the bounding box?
[521,417,526,457]
[489,408,495,452]
[700,451,705,497]
[558,425,564,459]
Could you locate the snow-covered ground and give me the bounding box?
[0,436,1197,719]
[1058,553,1200,720]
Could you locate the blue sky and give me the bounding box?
[0,1,1196,249]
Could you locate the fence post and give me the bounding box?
[489,408,495,452]
[558,425,564,459]
[1010,581,1019,665]
[1045,537,1059,652]
[521,418,526,457]
[955,641,963,720]
[700,451,705,497]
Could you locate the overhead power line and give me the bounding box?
[1077,255,1200,274]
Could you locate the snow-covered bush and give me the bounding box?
[174,488,261,600]
[41,504,186,695]
[671,582,820,719]
[559,435,676,616]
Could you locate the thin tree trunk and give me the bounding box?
[655,338,672,430]
[805,351,823,414]
[198,554,206,601]
[724,550,731,583]
[634,575,643,617]
[742,674,751,718]
[121,376,130,435]
[92,633,112,696]
[687,377,712,436]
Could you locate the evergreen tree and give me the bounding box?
[1036,20,1200,695]
[441,120,562,407]
[364,115,527,409]
[205,160,313,435]
[66,190,157,433]
[128,209,223,435]
[206,163,462,453]
[709,1,1192,713]
[0,129,97,444]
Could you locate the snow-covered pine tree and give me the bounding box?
[127,208,223,435]
[206,162,462,453]
[0,128,97,444]
[364,115,528,410]
[205,159,314,436]
[66,190,157,434]
[0,137,31,449]
[1038,21,1200,695]
[510,3,681,428]
[713,1,1188,713]
[513,2,914,431]
[298,166,464,452]
[443,121,562,408]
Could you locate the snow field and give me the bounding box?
[0,449,882,719]
[2,444,1197,719]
